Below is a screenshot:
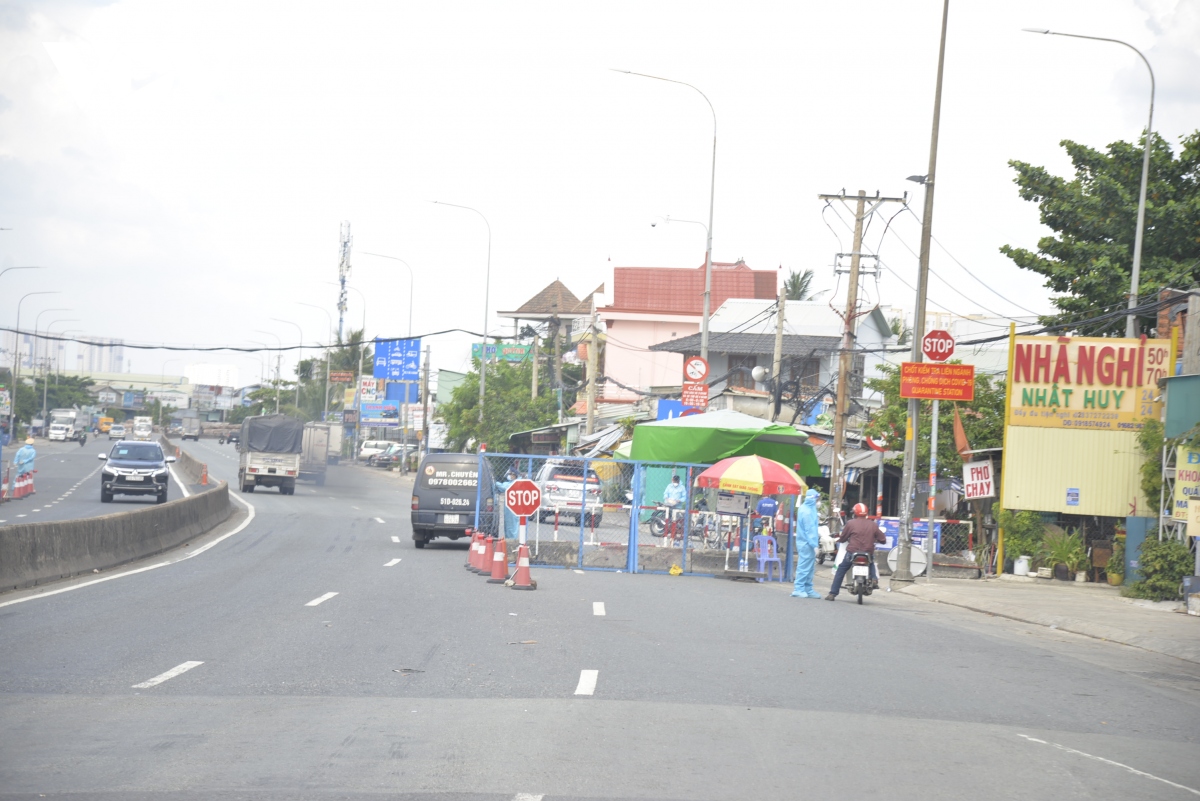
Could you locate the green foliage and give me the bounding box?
[1041,528,1086,572]
[889,316,911,345]
[443,359,558,453]
[1123,537,1193,601]
[862,361,1005,472]
[995,505,1046,565]
[783,269,824,302]
[1137,418,1166,506]
[1000,131,1200,332]
[13,374,96,423]
[1107,537,1125,577]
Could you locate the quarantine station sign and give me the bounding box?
[1008,336,1168,432]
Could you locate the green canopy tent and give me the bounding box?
[630,409,821,476]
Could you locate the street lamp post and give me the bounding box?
[33,308,71,380]
[433,201,491,425]
[1023,27,1156,338]
[271,318,305,410]
[614,69,717,360]
[159,358,183,429]
[361,252,416,471]
[254,330,283,413]
[9,291,61,440]
[43,319,79,415]
[297,303,334,420]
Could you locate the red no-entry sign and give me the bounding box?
[922,329,955,362]
[505,479,542,518]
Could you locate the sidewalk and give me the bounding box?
[892,575,1200,664]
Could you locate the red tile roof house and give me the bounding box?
[598,259,777,400]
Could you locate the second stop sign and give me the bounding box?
[922,329,955,362]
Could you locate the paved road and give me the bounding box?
[0,438,195,525]
[1,439,1199,799]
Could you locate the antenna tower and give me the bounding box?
[337,221,352,340]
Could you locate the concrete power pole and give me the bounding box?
[420,343,431,458]
[818,190,906,529]
[585,299,599,435]
[531,332,540,400]
[770,290,785,422]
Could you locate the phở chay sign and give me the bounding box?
[900,362,975,401]
[1008,336,1167,431]
[962,459,996,500]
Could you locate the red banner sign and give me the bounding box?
[900,362,975,401]
[681,381,709,410]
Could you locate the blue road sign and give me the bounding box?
[374,337,421,381]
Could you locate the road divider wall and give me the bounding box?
[160,436,206,483]
[0,481,233,592]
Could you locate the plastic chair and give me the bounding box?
[752,534,782,582]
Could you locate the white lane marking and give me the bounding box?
[593,602,606,616]
[305,592,339,607]
[352,506,360,510]
[1017,734,1200,796]
[374,517,385,523]
[132,660,204,689]
[0,488,257,609]
[573,569,584,574]
[513,795,545,801]
[574,669,599,696]
[384,558,401,567]
[168,465,192,498]
[391,536,400,543]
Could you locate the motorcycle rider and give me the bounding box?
[790,488,822,599]
[825,502,885,601]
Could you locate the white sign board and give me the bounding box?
[716,491,751,517]
[962,459,996,500]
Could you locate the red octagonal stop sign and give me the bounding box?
[922,329,955,362]
[505,479,542,517]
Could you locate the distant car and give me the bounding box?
[372,443,405,468]
[108,424,127,440]
[99,441,176,504]
[358,440,391,462]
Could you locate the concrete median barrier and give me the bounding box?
[0,481,233,592]
[160,436,207,483]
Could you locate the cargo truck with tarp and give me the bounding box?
[300,422,331,485]
[238,414,304,495]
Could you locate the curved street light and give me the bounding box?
[1022,27,1155,337]
[9,291,61,438]
[614,69,717,359]
[271,318,305,409]
[297,302,334,419]
[254,330,283,413]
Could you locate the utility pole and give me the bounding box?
[275,352,281,413]
[420,344,431,458]
[895,0,950,585]
[585,299,599,435]
[770,289,785,422]
[531,331,540,400]
[818,189,906,530]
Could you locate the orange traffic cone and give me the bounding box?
[470,533,486,572]
[200,464,208,485]
[487,537,510,584]
[509,543,537,591]
[464,529,477,570]
[477,536,495,575]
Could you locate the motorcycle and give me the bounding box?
[78,433,87,447]
[847,551,875,604]
[816,524,838,564]
[218,436,225,445]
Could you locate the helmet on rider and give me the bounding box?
[852,502,869,517]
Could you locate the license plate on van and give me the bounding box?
[443,514,460,524]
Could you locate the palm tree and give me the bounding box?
[783,269,826,301]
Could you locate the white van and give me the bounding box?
[358,440,392,462]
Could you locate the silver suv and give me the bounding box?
[534,461,603,526]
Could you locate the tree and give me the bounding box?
[13,374,96,424]
[783,269,826,302]
[442,358,559,453]
[861,361,1005,475]
[1000,131,1200,333]
[889,316,911,346]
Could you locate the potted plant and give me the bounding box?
[1106,537,1125,586]
[1041,529,1085,582]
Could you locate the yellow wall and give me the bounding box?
[1001,427,1152,517]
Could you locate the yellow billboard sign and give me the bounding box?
[1174,446,1200,522]
[1008,336,1168,431]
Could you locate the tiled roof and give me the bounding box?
[499,280,586,317]
[649,332,840,357]
[572,284,605,315]
[603,260,776,315]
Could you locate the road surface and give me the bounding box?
[1,439,1198,799]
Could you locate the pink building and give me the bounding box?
[599,260,777,399]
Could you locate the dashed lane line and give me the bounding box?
[391,536,400,543]
[593,602,606,616]
[132,660,204,689]
[374,517,385,524]
[513,795,545,801]
[1017,734,1200,796]
[383,558,401,567]
[574,670,599,696]
[305,592,339,607]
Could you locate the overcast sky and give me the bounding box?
[1,0,1197,386]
